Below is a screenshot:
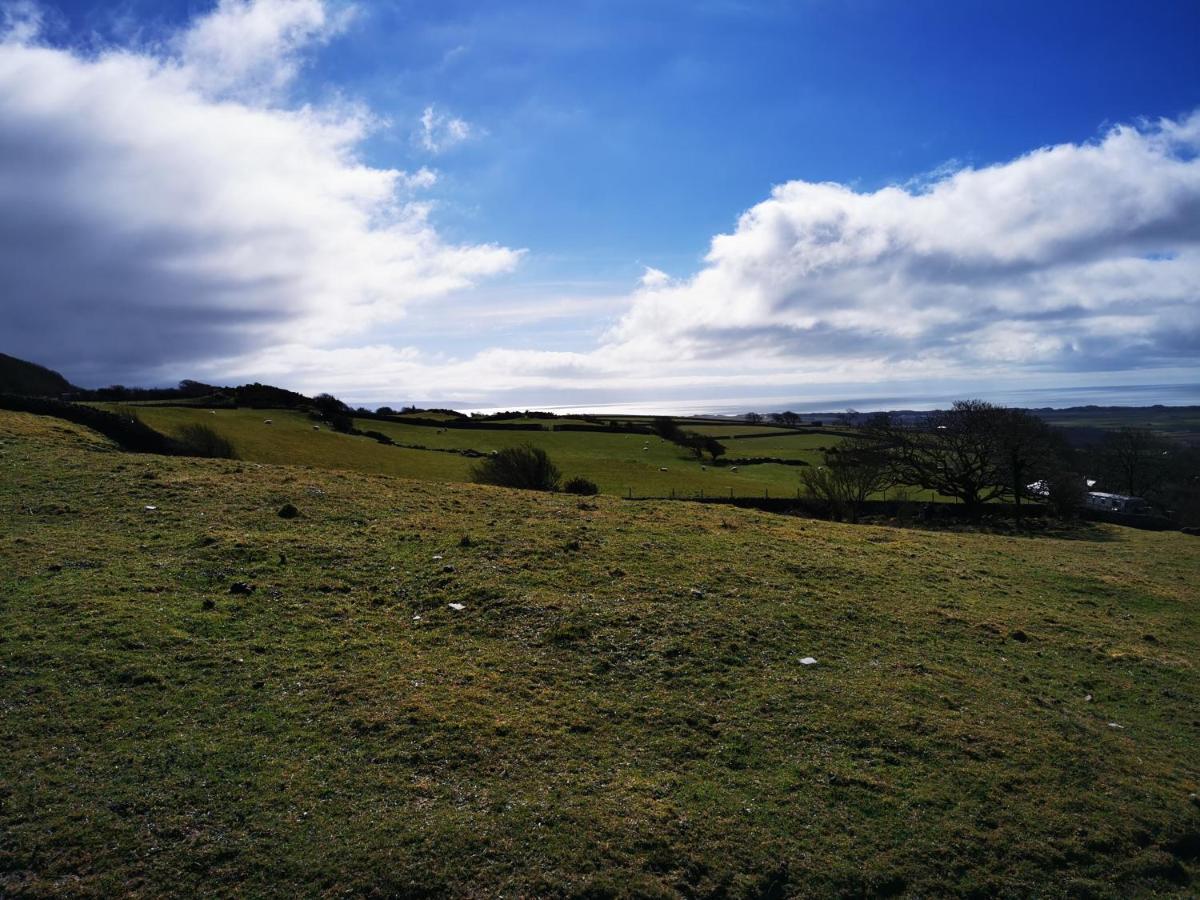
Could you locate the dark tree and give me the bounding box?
[1043,467,1089,519]
[312,393,350,419]
[868,400,1011,522]
[744,412,763,424]
[1095,428,1172,498]
[651,417,683,442]
[704,437,727,463]
[991,408,1060,521]
[471,445,561,491]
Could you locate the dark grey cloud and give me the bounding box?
[0,1,518,386]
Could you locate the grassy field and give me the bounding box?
[2,408,1199,896]
[106,406,832,498]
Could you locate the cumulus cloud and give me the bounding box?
[0,0,519,384]
[134,112,1200,408]
[418,104,473,153]
[610,114,1200,381]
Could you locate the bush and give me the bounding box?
[176,423,237,459]
[471,445,561,491]
[563,475,599,495]
[361,430,394,445]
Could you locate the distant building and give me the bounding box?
[1084,492,1154,515]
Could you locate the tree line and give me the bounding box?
[800,400,1198,525]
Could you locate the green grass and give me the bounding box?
[2,409,1199,896]
[107,405,827,498]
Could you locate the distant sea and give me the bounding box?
[450,383,1200,417]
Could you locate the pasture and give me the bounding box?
[103,405,837,498]
[2,408,1198,895]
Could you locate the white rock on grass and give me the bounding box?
[800,657,818,666]
[448,603,466,611]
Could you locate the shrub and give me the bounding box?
[361,430,394,445]
[176,423,237,459]
[471,444,561,491]
[563,475,599,495]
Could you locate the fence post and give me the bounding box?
[765,488,769,499]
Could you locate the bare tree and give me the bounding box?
[867,401,1008,522]
[1095,427,1171,497]
[991,408,1060,522]
[801,436,895,522]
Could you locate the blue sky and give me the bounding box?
[3,0,1199,409]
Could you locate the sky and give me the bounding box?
[1,0,1199,411]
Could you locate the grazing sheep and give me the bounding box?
[313,425,320,430]
[209,410,216,415]
[659,467,668,472]
[730,466,738,472]
[264,419,273,425]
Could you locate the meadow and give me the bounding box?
[2,408,1198,896]
[104,405,837,499]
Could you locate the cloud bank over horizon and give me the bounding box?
[1,0,1198,408]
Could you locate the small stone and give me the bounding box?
[690,588,705,598]
[800,657,818,666]
[442,564,456,573]
[448,603,465,611]
[1084,693,1093,702]
[1108,722,1123,729]
[144,505,157,511]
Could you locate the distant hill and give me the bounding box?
[0,353,76,397]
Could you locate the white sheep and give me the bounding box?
[659,467,668,472]
[313,425,320,430]
[264,419,273,425]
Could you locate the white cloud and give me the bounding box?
[418,104,473,153]
[163,113,1200,409]
[177,0,352,99]
[638,266,671,289]
[608,114,1200,380]
[0,0,520,385]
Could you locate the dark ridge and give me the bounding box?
[0,352,76,397]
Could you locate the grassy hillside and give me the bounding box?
[0,353,74,397]
[106,405,832,498]
[2,408,1198,896]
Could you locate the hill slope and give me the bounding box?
[1,409,1198,896]
[0,352,75,396]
